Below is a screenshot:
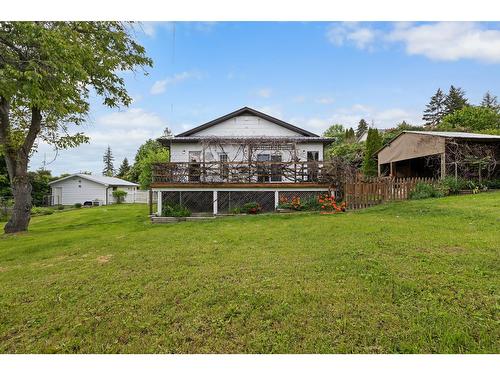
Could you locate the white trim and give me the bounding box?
[274,191,279,208]
[49,173,138,187]
[152,187,328,192]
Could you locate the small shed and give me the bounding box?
[49,174,139,206]
[377,131,500,179]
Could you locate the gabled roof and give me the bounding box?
[175,106,320,137]
[49,173,139,187]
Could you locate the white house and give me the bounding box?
[49,174,139,206]
[151,107,335,215]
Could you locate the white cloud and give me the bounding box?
[29,108,169,175]
[326,22,377,50]
[326,22,500,64]
[141,22,157,37]
[150,71,201,95]
[388,22,500,63]
[316,97,335,105]
[97,108,164,128]
[289,104,421,135]
[256,88,272,98]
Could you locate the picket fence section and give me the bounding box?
[344,177,435,210]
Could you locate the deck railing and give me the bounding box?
[152,161,336,184]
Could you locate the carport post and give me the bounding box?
[440,153,446,179]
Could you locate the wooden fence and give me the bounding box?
[344,177,435,210]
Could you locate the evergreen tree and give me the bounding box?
[444,85,468,115]
[362,128,382,177]
[117,158,131,179]
[356,119,368,138]
[422,88,446,127]
[481,91,500,113]
[345,127,356,142]
[102,146,115,177]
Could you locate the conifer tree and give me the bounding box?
[444,85,468,115]
[356,119,368,138]
[117,158,131,179]
[102,146,115,177]
[345,127,356,142]
[362,128,382,177]
[481,91,500,113]
[422,88,446,127]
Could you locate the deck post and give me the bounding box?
[157,191,162,216]
[213,190,218,216]
[274,190,279,209]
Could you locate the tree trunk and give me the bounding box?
[0,99,41,234]
[4,174,32,233]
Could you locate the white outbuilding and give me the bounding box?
[48,174,139,206]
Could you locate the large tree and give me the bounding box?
[362,128,382,177]
[422,88,446,127]
[0,22,152,233]
[102,145,115,177]
[438,106,500,133]
[356,118,368,138]
[444,85,468,115]
[128,139,169,189]
[116,157,131,179]
[481,91,500,113]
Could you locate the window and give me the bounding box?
[257,154,270,182]
[270,154,282,182]
[219,153,229,180]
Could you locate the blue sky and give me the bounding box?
[32,21,500,175]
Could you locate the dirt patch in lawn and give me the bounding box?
[97,255,112,264]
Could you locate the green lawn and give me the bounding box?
[0,193,499,353]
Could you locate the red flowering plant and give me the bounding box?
[277,195,303,211]
[318,193,346,214]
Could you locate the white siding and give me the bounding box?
[50,176,107,205]
[192,115,301,137]
[170,142,323,163]
[107,186,138,204]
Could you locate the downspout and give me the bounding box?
[105,185,109,205]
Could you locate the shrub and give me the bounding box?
[302,195,323,211]
[56,204,65,210]
[112,189,127,204]
[30,206,54,215]
[440,176,467,195]
[74,203,82,208]
[162,204,191,217]
[231,206,242,214]
[242,202,261,214]
[409,183,445,200]
[483,179,500,189]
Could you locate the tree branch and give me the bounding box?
[21,107,42,158]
